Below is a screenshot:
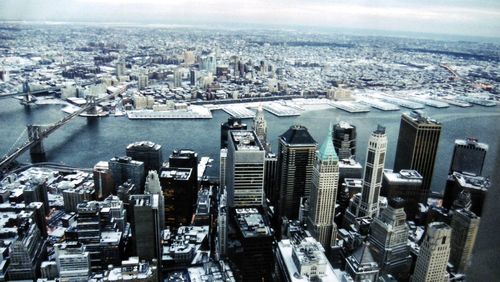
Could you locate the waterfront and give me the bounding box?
[1,97,498,194]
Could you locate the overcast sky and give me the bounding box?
[1,0,499,38]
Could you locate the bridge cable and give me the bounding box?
[2,128,28,159]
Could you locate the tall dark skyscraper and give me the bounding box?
[394,111,441,198]
[278,125,316,220]
[126,141,163,173]
[169,149,198,182]
[333,121,357,160]
[449,138,488,176]
[381,169,424,220]
[160,167,195,226]
[130,194,163,262]
[109,156,145,193]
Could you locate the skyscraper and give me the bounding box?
[278,125,316,220]
[54,242,90,282]
[381,169,424,220]
[443,172,489,216]
[449,138,488,176]
[253,106,269,151]
[411,222,451,282]
[450,209,480,273]
[333,121,356,160]
[126,141,163,173]
[130,194,163,262]
[345,242,380,281]
[109,156,145,193]
[220,117,247,149]
[346,125,387,222]
[144,170,165,230]
[93,161,115,200]
[160,167,195,226]
[394,110,441,198]
[226,130,265,207]
[369,197,411,280]
[307,126,339,249]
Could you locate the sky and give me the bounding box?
[0,0,499,38]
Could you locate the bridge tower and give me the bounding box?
[27,124,46,162]
[21,79,37,106]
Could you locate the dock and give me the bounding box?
[222,105,256,119]
[359,98,400,111]
[331,101,370,113]
[263,102,302,117]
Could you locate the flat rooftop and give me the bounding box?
[160,168,192,180]
[234,208,271,238]
[384,169,423,183]
[230,131,263,151]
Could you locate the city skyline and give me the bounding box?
[0,0,499,38]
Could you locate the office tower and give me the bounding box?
[449,138,488,176]
[54,242,90,282]
[109,156,145,192]
[145,171,165,230]
[23,181,49,215]
[306,127,339,249]
[160,167,195,226]
[278,125,317,220]
[381,169,424,220]
[346,242,380,281]
[169,149,198,182]
[40,261,58,280]
[93,161,115,200]
[394,110,441,198]
[227,207,274,281]
[369,198,411,280]
[126,141,163,173]
[220,117,247,149]
[62,185,95,213]
[412,222,451,282]
[216,188,228,259]
[450,209,480,273]
[27,202,48,238]
[7,217,47,280]
[76,202,101,271]
[333,121,356,159]
[276,236,340,281]
[130,194,163,261]
[346,125,388,223]
[443,172,489,216]
[226,130,265,207]
[253,106,269,151]
[338,158,363,185]
[219,148,228,189]
[264,153,278,203]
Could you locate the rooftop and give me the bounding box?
[280,125,316,146]
[233,208,272,238]
[455,138,489,151]
[160,168,192,180]
[404,110,441,125]
[126,141,162,151]
[384,169,423,183]
[230,130,263,151]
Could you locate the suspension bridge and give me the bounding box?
[0,86,127,172]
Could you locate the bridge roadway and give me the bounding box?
[0,86,62,99]
[0,87,125,171]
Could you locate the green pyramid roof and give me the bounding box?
[318,125,338,161]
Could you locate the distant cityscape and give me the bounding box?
[0,21,498,282]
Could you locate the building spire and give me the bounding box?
[318,123,338,161]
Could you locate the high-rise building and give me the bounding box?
[411,222,451,282]
[276,236,341,282]
[54,242,90,282]
[144,170,165,230]
[369,197,411,280]
[115,59,126,77]
[137,73,149,90]
[173,68,182,88]
[220,117,247,149]
[346,125,387,223]
[23,181,49,215]
[253,106,269,151]
[381,169,424,220]
[227,207,274,281]
[160,167,195,226]
[130,194,163,262]
[443,172,489,216]
[169,149,198,183]
[307,127,339,249]
[278,125,317,220]
[93,161,115,200]
[346,242,380,281]
[394,110,441,198]
[109,156,145,193]
[216,187,228,259]
[449,138,488,176]
[7,216,47,280]
[126,141,163,173]
[333,121,356,160]
[219,148,228,189]
[226,130,265,207]
[264,153,278,203]
[450,209,480,273]
[76,202,101,271]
